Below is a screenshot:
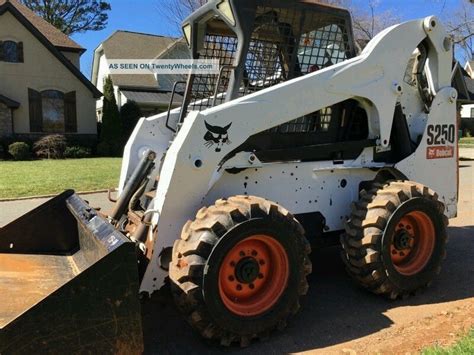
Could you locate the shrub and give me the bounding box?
[96,141,111,156]
[8,142,30,160]
[33,134,67,159]
[64,146,91,159]
[96,140,123,157]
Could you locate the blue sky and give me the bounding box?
[71,0,462,79]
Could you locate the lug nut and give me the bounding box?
[259,259,265,265]
[258,273,264,279]
[251,250,258,256]
[230,261,236,267]
[228,275,235,282]
[249,283,255,289]
[239,251,245,257]
[236,284,242,291]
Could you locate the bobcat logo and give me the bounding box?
[203,121,232,152]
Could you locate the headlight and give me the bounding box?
[217,0,235,26]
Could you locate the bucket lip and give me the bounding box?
[0,189,111,202]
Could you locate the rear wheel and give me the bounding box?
[169,196,311,346]
[341,181,448,299]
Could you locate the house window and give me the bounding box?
[28,88,77,133]
[0,40,23,63]
[42,90,65,132]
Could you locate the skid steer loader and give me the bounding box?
[1,0,459,351]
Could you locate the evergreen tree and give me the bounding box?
[120,100,142,142]
[99,76,122,156]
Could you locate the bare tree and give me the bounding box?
[319,0,400,41]
[161,0,207,32]
[161,0,399,42]
[443,0,474,63]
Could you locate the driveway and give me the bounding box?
[0,163,472,354]
[142,161,474,354]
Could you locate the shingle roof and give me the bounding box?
[101,31,177,89]
[466,77,474,101]
[454,63,474,103]
[467,61,474,76]
[0,0,83,51]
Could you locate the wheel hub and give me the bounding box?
[393,230,413,250]
[390,211,436,276]
[218,234,289,316]
[235,257,260,284]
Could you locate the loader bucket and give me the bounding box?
[0,190,144,354]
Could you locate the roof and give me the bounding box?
[465,77,474,101]
[0,93,20,108]
[0,0,83,52]
[453,62,474,104]
[100,31,177,90]
[0,0,101,98]
[465,60,474,76]
[121,89,183,106]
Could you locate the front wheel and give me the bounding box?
[341,181,448,299]
[169,196,311,346]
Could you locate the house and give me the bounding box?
[460,60,474,125]
[91,31,190,119]
[465,60,474,78]
[0,0,101,142]
[452,61,474,134]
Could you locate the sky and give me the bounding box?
[70,0,464,80]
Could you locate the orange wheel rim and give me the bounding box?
[218,235,289,316]
[390,211,435,276]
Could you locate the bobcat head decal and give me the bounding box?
[203,121,232,152]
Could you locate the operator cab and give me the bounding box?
[173,0,370,162]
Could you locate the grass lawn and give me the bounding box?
[423,328,474,355]
[0,158,122,199]
[460,137,474,149]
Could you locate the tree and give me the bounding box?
[443,0,474,63]
[162,0,399,42]
[320,0,400,41]
[120,101,142,142]
[22,0,111,35]
[99,76,122,156]
[161,0,207,32]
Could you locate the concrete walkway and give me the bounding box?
[0,192,114,227]
[460,147,474,160]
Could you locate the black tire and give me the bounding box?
[340,181,448,299]
[169,195,311,346]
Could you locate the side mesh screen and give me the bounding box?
[188,34,238,111]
